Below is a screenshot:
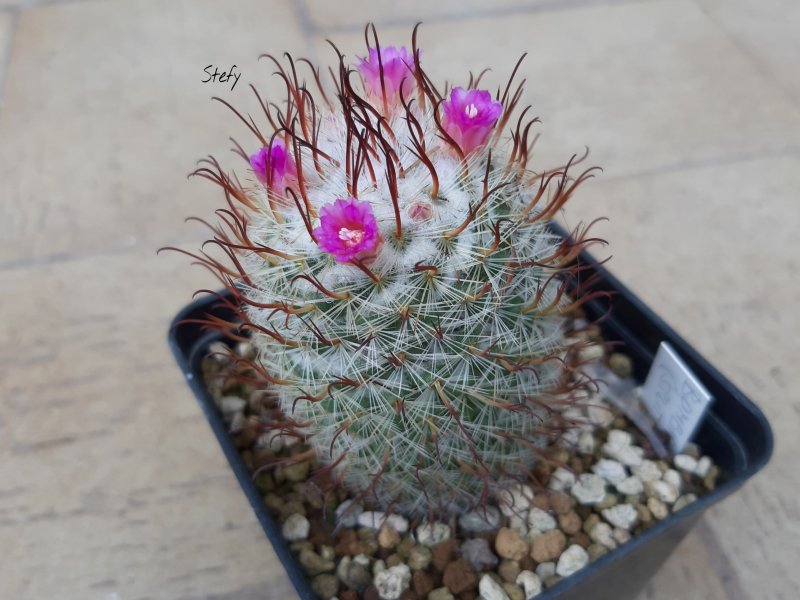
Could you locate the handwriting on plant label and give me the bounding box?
[640,342,713,453]
[202,64,241,91]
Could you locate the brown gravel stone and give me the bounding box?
[443,559,478,594]
[379,524,401,549]
[582,514,600,535]
[558,511,582,535]
[413,570,434,597]
[458,592,477,600]
[575,505,593,520]
[636,504,653,524]
[495,527,529,561]
[544,574,563,588]
[339,590,358,600]
[363,586,380,600]
[400,590,418,600]
[431,541,455,572]
[498,559,520,583]
[570,532,592,549]
[569,456,584,474]
[311,573,339,599]
[532,461,552,485]
[308,519,335,547]
[335,529,377,557]
[396,536,414,558]
[549,491,573,515]
[532,495,550,511]
[519,555,536,572]
[530,530,566,562]
[386,553,403,567]
[588,543,609,561]
[503,582,525,600]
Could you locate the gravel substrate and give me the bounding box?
[202,343,719,600]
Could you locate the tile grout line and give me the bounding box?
[312,0,651,36]
[693,0,800,111]
[0,7,18,111]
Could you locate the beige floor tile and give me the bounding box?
[697,0,800,103]
[562,153,800,599]
[0,11,13,86]
[310,0,800,181]
[0,0,309,265]
[0,249,299,599]
[300,0,586,32]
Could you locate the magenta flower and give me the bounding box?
[357,46,415,105]
[249,138,297,191]
[314,198,381,262]
[441,87,504,155]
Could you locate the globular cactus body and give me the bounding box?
[180,27,602,516]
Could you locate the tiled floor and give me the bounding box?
[0,0,797,598]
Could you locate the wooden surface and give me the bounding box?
[0,0,798,598]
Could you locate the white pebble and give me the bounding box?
[516,570,543,599]
[587,402,615,428]
[695,456,713,478]
[571,473,607,505]
[335,499,363,528]
[647,497,669,520]
[601,504,639,531]
[497,483,535,517]
[509,514,528,537]
[648,480,679,504]
[589,522,616,549]
[577,430,597,455]
[459,506,501,533]
[416,522,451,547]
[527,507,557,533]
[372,559,386,576]
[358,510,409,532]
[607,429,633,447]
[219,395,246,415]
[663,469,683,494]
[281,513,310,541]
[612,445,645,467]
[673,494,698,512]
[479,574,511,600]
[612,527,632,545]
[673,454,698,473]
[632,460,662,483]
[373,564,411,600]
[556,545,590,577]
[580,344,604,362]
[535,562,555,580]
[616,475,644,496]
[549,467,577,492]
[592,459,628,485]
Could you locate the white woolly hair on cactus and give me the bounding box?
[170,24,606,516]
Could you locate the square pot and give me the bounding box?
[168,246,772,600]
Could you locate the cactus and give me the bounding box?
[173,25,605,516]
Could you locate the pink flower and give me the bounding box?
[357,46,415,105]
[313,198,381,262]
[441,87,503,155]
[249,138,297,191]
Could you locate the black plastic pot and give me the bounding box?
[168,250,773,600]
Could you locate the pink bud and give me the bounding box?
[408,201,432,222]
[249,138,297,192]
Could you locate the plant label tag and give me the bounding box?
[640,342,714,453]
